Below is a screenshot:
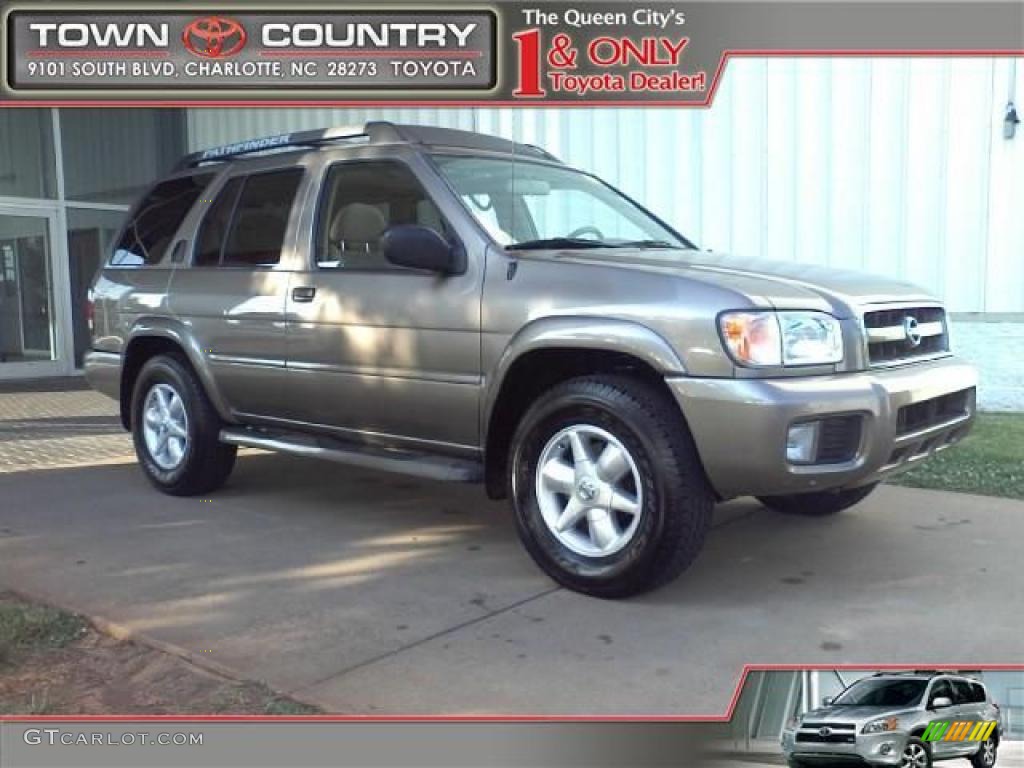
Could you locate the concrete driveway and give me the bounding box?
[2,425,1023,714]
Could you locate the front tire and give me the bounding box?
[509,375,714,598]
[901,738,932,768]
[131,353,236,496]
[757,483,879,516]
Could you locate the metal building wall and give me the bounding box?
[186,57,1023,315]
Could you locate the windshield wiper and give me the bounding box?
[506,237,615,251]
[611,239,679,249]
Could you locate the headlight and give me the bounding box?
[785,715,801,731]
[862,717,899,734]
[719,311,844,367]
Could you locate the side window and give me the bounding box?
[951,681,971,705]
[194,169,302,268]
[929,679,952,706]
[112,173,213,266]
[195,177,242,267]
[971,683,987,703]
[317,161,447,270]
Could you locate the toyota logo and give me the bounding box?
[182,16,247,58]
[903,315,922,347]
[818,726,833,738]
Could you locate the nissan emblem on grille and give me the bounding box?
[904,315,922,347]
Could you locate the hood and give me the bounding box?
[801,706,919,724]
[519,248,938,317]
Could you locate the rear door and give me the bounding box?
[284,153,483,451]
[169,164,307,417]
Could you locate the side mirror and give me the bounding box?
[381,225,463,275]
[931,697,953,710]
[822,697,834,707]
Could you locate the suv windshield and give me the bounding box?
[831,678,929,707]
[432,154,688,251]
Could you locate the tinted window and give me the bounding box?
[224,170,302,267]
[112,174,213,266]
[952,680,974,705]
[194,169,302,268]
[832,678,927,707]
[317,161,447,270]
[195,177,243,267]
[970,683,987,704]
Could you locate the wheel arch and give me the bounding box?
[481,317,688,499]
[120,319,232,429]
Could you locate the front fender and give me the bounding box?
[482,315,686,434]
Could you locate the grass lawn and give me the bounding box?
[0,593,319,715]
[887,412,1024,500]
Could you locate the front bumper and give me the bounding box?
[781,729,908,767]
[668,356,977,499]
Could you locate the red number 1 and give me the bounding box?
[512,29,545,97]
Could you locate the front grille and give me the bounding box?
[802,723,856,730]
[816,415,863,464]
[897,389,972,436]
[796,730,856,744]
[864,306,948,366]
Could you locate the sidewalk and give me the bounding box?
[0,380,130,473]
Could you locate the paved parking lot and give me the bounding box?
[1,386,1023,714]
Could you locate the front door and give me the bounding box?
[0,207,67,379]
[285,158,482,452]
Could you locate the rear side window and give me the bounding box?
[194,169,303,267]
[970,682,987,703]
[112,174,213,266]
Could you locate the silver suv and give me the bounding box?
[85,122,977,597]
[782,673,1001,768]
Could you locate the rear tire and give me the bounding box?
[509,374,714,599]
[757,483,878,516]
[131,353,236,496]
[971,735,997,768]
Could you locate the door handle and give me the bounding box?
[291,286,316,303]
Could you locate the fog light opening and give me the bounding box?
[786,421,819,464]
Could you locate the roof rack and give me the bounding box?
[175,120,560,170]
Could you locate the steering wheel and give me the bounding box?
[566,225,605,241]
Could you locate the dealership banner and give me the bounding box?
[1,1,1022,104]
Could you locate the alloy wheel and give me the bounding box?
[981,737,996,766]
[142,383,189,471]
[902,743,929,768]
[535,424,643,557]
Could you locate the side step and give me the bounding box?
[219,427,483,483]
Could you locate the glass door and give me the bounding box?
[0,207,66,378]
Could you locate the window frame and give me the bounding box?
[107,170,215,269]
[312,158,461,274]
[191,166,306,270]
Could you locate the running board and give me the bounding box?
[219,427,483,483]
